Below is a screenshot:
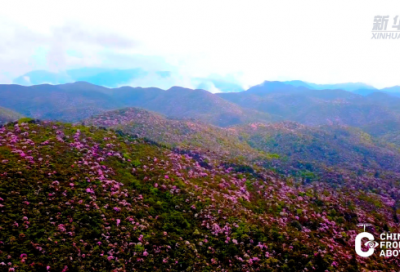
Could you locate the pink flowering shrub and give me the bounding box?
[0,120,398,271]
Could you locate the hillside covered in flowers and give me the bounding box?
[0,119,400,271]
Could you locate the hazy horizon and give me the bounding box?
[1,0,400,91]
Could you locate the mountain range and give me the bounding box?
[2,80,400,129]
[12,68,245,93]
[218,81,400,127]
[0,82,271,126]
[2,78,400,270]
[13,69,400,95]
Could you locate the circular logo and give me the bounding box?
[355,232,375,257]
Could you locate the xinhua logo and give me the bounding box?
[371,15,400,39]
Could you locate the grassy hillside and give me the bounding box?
[229,122,400,211]
[0,120,399,270]
[235,122,400,173]
[86,109,400,202]
[84,107,264,161]
[362,119,400,148]
[0,106,23,125]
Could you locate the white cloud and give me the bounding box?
[199,82,221,94]
[22,76,31,84]
[127,72,195,90]
[0,0,400,88]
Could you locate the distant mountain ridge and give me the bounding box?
[16,68,400,95]
[0,82,273,126]
[283,80,377,92]
[218,80,400,127]
[2,80,400,129]
[12,68,244,93]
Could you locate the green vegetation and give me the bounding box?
[0,120,398,271]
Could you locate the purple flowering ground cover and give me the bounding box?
[0,119,399,271]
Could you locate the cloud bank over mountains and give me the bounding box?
[12,68,245,93]
[2,0,400,89]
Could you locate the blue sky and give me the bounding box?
[1,0,400,89]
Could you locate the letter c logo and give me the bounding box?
[355,232,375,257]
